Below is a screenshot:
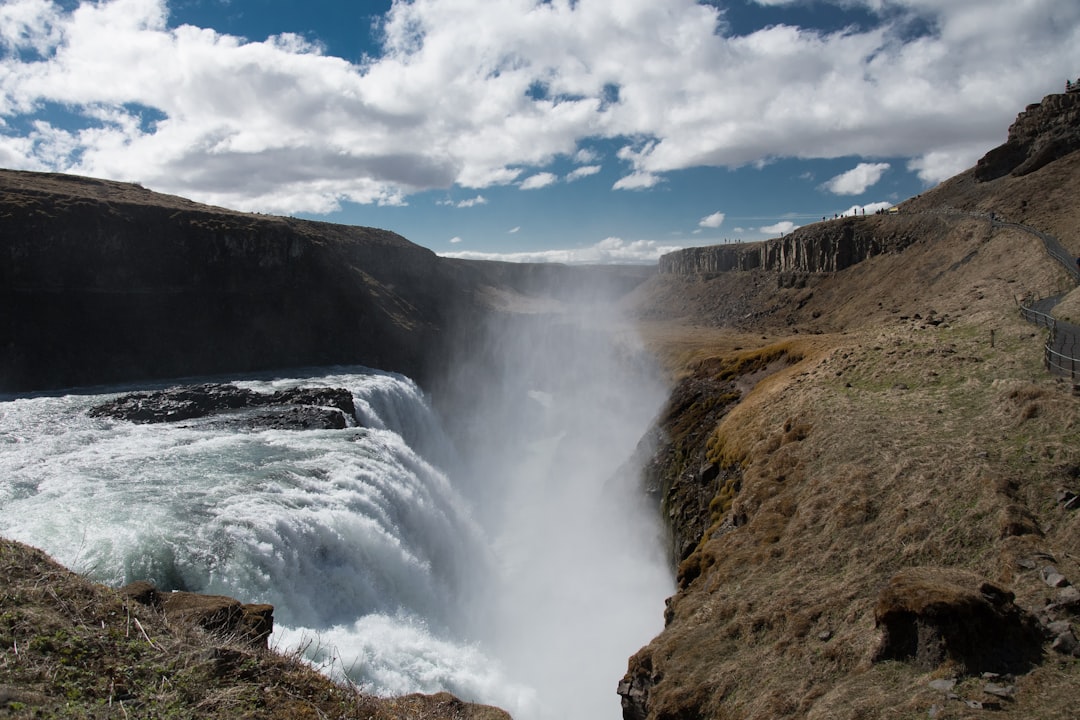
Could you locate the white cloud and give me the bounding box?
[449,236,463,244]
[761,220,797,235]
[508,226,521,234]
[0,0,1076,212]
[520,172,558,190]
[698,211,725,228]
[455,194,487,207]
[823,162,890,195]
[573,147,600,164]
[613,172,663,191]
[850,201,894,215]
[440,236,682,265]
[906,143,992,184]
[566,164,600,181]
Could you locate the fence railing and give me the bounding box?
[1046,337,1080,379]
[1019,299,1080,380]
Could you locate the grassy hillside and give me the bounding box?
[623,111,1080,719]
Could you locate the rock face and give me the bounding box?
[0,170,467,392]
[0,169,654,394]
[656,93,1080,281]
[974,92,1080,182]
[658,215,937,276]
[121,580,274,649]
[88,382,356,429]
[639,369,742,566]
[873,567,1043,674]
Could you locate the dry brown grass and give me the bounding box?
[0,538,509,720]
[626,152,1080,719]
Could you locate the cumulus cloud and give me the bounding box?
[0,0,1076,211]
[823,162,891,195]
[761,220,797,235]
[613,172,663,191]
[850,201,894,215]
[441,237,681,265]
[698,211,726,228]
[455,195,487,207]
[573,148,600,164]
[449,236,463,244]
[566,165,600,181]
[520,172,558,190]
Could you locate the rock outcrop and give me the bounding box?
[974,91,1080,182]
[88,382,356,429]
[658,215,938,276]
[121,580,275,649]
[873,567,1043,674]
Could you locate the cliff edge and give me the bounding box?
[623,91,1080,719]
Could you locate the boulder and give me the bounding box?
[89,382,355,430]
[873,567,1043,673]
[1040,566,1070,588]
[121,582,274,649]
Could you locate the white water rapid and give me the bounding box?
[0,309,672,719]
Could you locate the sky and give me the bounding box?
[1,0,1078,263]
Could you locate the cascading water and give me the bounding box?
[0,307,673,719]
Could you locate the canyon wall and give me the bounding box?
[658,214,940,277]
[0,170,650,393]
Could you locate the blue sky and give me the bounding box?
[1,1,1078,263]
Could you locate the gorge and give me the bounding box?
[3,89,1080,720]
[0,169,678,715]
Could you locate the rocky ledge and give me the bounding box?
[88,382,356,430]
[974,91,1080,182]
[121,580,275,650]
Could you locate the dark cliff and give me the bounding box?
[0,170,468,392]
[658,214,939,276]
[0,170,651,394]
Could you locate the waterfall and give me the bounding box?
[0,308,673,719]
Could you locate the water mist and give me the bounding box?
[436,285,674,719]
[0,280,673,720]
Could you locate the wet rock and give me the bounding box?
[89,383,356,430]
[197,404,349,431]
[873,567,1043,673]
[618,649,655,720]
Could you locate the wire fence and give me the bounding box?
[1019,299,1080,379]
[939,208,1080,380]
[888,207,1080,379]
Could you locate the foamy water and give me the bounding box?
[0,336,671,720]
